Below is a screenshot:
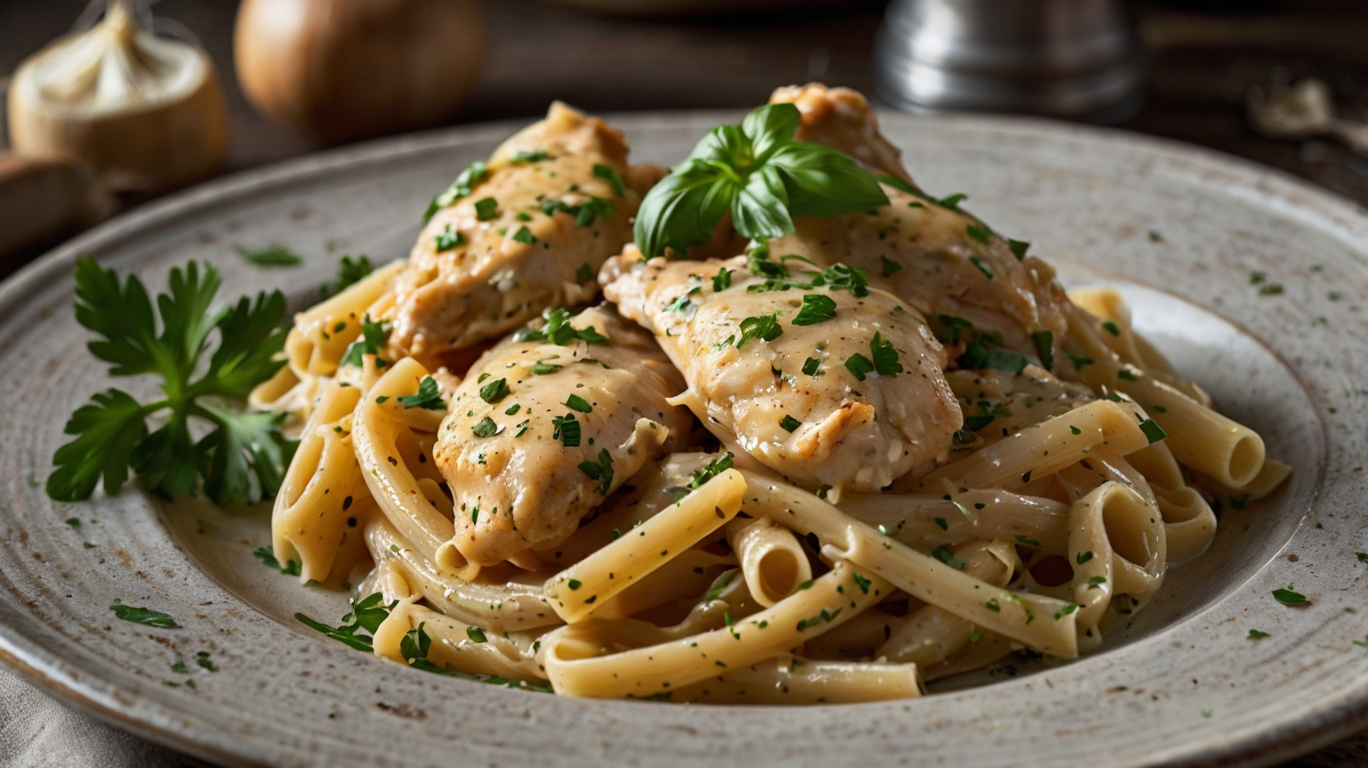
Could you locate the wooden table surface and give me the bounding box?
[1,0,1366,765]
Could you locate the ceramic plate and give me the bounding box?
[1,112,1364,768]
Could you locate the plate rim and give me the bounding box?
[2,108,1366,768]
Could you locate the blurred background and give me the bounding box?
[2,0,1368,279]
[0,1,1366,765]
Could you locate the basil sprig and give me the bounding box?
[634,103,889,258]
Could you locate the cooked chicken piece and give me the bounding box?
[433,305,691,566]
[393,102,656,357]
[771,82,913,186]
[766,84,1071,362]
[602,250,963,494]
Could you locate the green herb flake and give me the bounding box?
[1013,535,1042,548]
[511,226,537,245]
[1247,629,1270,640]
[1067,353,1094,371]
[870,332,902,376]
[434,225,466,252]
[985,598,1001,612]
[938,193,967,210]
[511,150,549,164]
[253,546,301,576]
[466,626,488,643]
[593,164,628,197]
[397,376,447,410]
[551,413,581,447]
[845,353,875,381]
[968,255,994,281]
[791,294,837,326]
[1032,330,1054,371]
[689,452,735,490]
[236,244,303,268]
[479,378,510,404]
[1101,320,1121,337]
[880,256,903,277]
[802,357,821,376]
[712,267,732,292]
[1272,587,1307,605]
[1077,551,1094,565]
[110,599,178,628]
[736,312,783,349]
[1008,239,1030,260]
[966,224,991,244]
[472,417,499,438]
[424,161,489,222]
[1139,419,1168,444]
[319,254,374,299]
[578,449,615,495]
[931,546,965,569]
[779,415,801,433]
[564,394,592,413]
[576,263,594,282]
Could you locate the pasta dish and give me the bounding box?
[243,84,1289,702]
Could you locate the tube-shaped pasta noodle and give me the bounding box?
[353,358,474,579]
[745,473,1080,658]
[801,609,904,660]
[1156,486,1217,563]
[839,489,1070,554]
[920,631,1015,682]
[1117,375,1264,488]
[273,380,369,582]
[1125,441,1185,494]
[726,516,813,607]
[541,561,889,698]
[545,469,746,623]
[878,539,1017,666]
[1067,481,1166,651]
[593,549,735,620]
[372,596,548,682]
[1066,287,1208,404]
[907,400,1150,494]
[668,655,924,704]
[1232,458,1293,499]
[289,261,405,377]
[364,518,561,632]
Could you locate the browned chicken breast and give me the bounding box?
[393,102,655,357]
[433,306,691,566]
[602,250,963,494]
[767,84,1071,362]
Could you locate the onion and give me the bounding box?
[0,153,114,262]
[7,0,229,193]
[234,0,486,145]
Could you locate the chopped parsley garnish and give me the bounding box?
[578,448,615,494]
[474,197,499,221]
[253,546,301,576]
[236,244,303,268]
[791,294,837,326]
[465,626,488,644]
[340,315,391,369]
[845,353,875,381]
[196,651,217,672]
[543,197,613,228]
[511,226,537,245]
[931,546,965,569]
[665,289,698,314]
[934,517,948,531]
[1087,576,1107,589]
[870,332,902,375]
[424,161,488,222]
[1247,629,1269,640]
[802,357,821,376]
[1077,551,1094,565]
[985,598,1001,612]
[48,259,293,506]
[1357,552,1368,563]
[319,254,374,299]
[1054,603,1078,620]
[402,622,454,675]
[1138,419,1167,444]
[434,224,466,252]
[531,359,562,375]
[1101,320,1121,337]
[514,307,610,346]
[779,415,801,432]
[689,452,734,489]
[938,193,967,210]
[852,572,872,594]
[575,263,594,283]
[479,378,510,404]
[736,312,783,348]
[296,593,394,652]
[64,517,80,529]
[968,255,994,280]
[511,150,549,164]
[933,314,1027,374]
[963,400,1012,431]
[1272,587,1307,605]
[551,413,581,447]
[564,394,592,413]
[966,224,991,244]
[1117,369,1137,381]
[1032,330,1054,370]
[1008,239,1030,260]
[593,164,627,198]
[472,417,499,438]
[712,267,732,292]
[397,376,446,410]
[1013,535,1042,548]
[109,600,179,628]
[633,104,888,257]
[1067,353,1094,371]
[880,257,903,278]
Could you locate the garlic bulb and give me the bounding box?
[234,0,485,145]
[7,0,229,192]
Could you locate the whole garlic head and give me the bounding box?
[7,0,228,192]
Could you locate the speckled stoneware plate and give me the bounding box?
[1,111,1365,768]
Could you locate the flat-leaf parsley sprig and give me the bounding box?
[633,103,889,258]
[47,258,295,506]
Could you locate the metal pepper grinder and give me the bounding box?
[874,0,1145,121]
